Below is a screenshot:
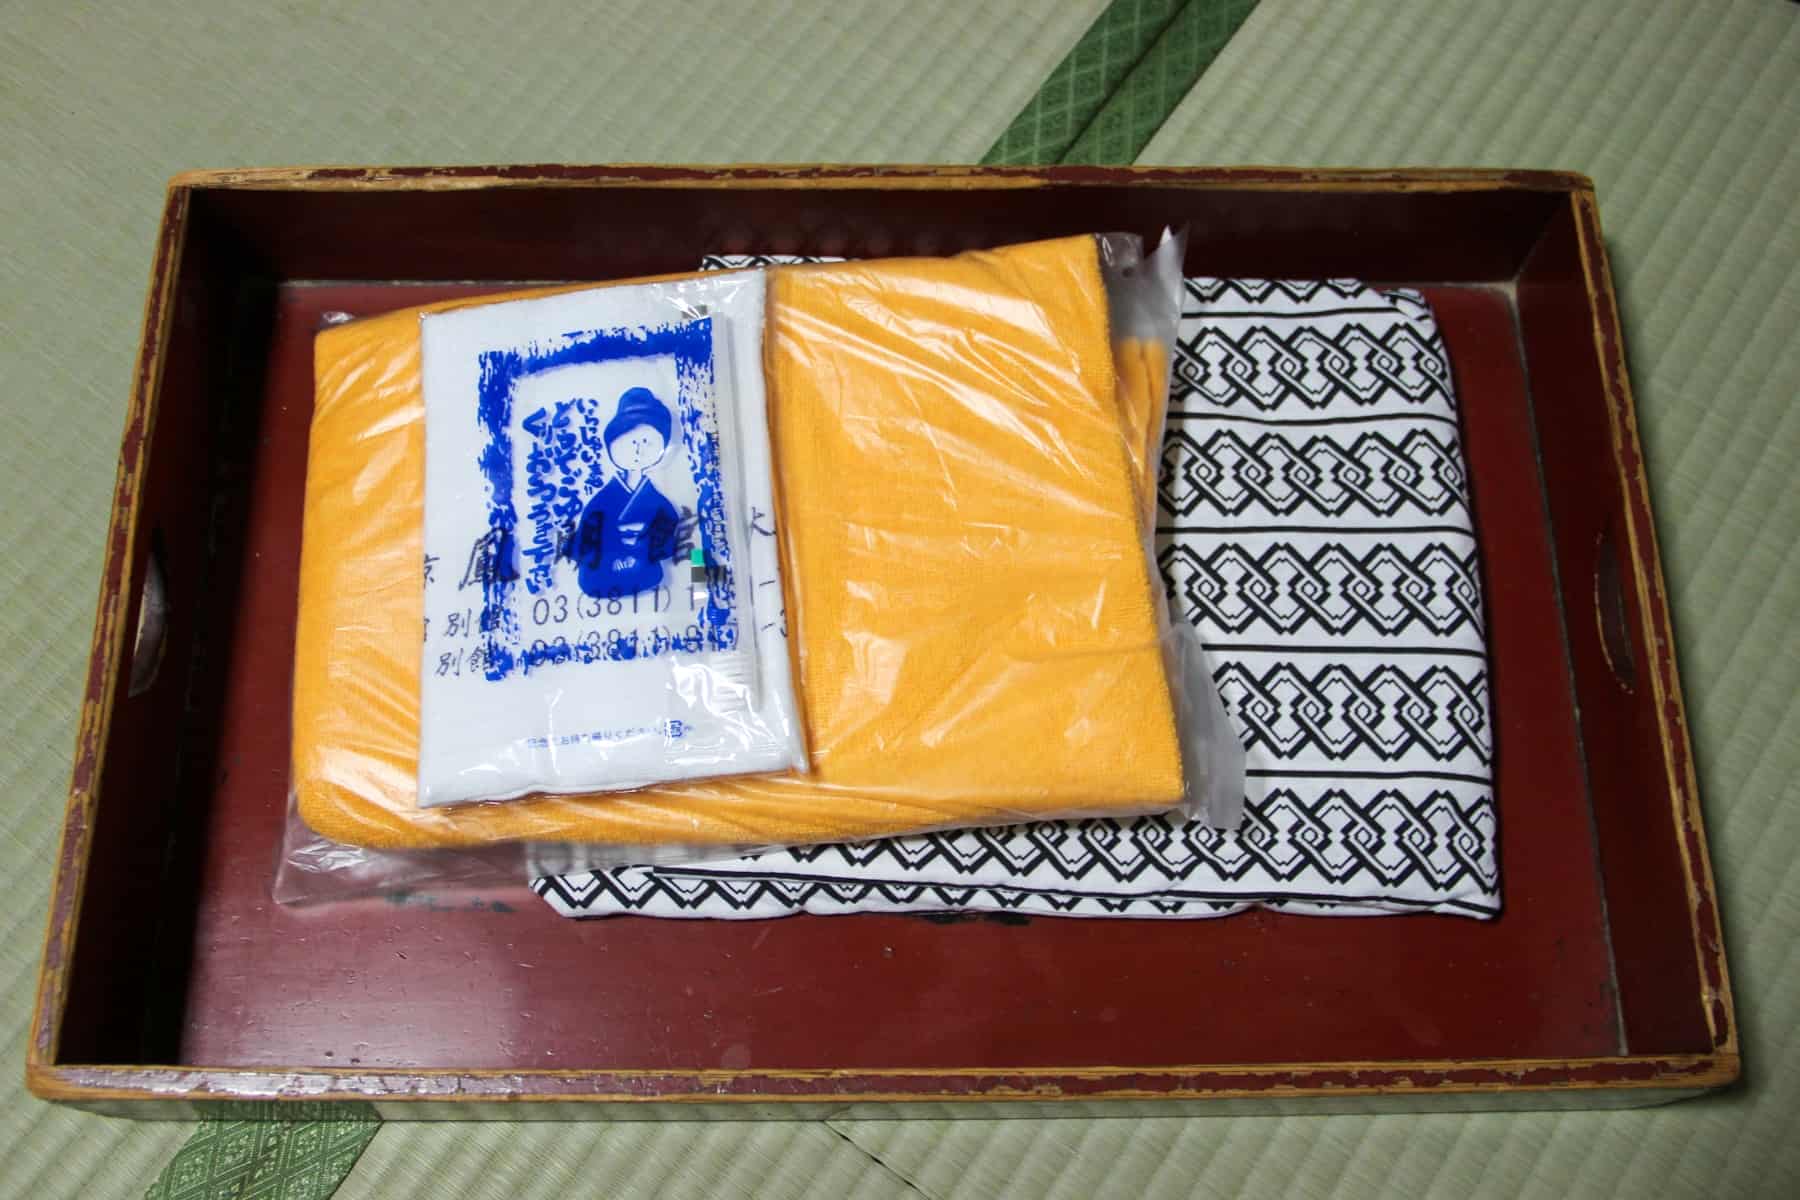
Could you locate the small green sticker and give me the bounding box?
[689,547,706,566]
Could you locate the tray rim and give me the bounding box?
[166,162,1599,192]
[30,1050,1737,1107]
[27,163,1738,1109]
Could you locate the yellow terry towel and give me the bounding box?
[294,236,1184,850]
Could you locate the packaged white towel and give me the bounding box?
[418,272,805,808]
[534,271,1497,918]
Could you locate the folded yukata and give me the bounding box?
[535,274,1500,919]
[292,237,1187,852]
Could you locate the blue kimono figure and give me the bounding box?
[571,387,683,599]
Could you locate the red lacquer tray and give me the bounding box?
[29,166,1736,1117]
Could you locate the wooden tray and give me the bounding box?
[28,166,1737,1118]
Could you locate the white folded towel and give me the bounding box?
[418,272,804,808]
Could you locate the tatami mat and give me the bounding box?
[3,1,1796,1197]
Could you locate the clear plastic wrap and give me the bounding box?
[1100,229,1248,830]
[278,234,1245,901]
[412,272,805,807]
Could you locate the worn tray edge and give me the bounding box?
[1568,189,1738,1058]
[166,162,1597,195]
[27,1051,1740,1106]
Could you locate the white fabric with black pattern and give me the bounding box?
[534,266,1499,920]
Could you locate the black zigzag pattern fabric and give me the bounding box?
[1160,424,1469,519]
[1159,540,1483,638]
[535,269,1499,920]
[1217,657,1489,764]
[697,254,845,270]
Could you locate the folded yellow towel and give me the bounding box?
[293,236,1183,849]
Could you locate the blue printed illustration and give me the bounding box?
[462,317,737,682]
[569,387,690,598]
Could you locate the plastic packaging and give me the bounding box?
[278,234,1245,901]
[1098,229,1184,529]
[1100,230,1248,830]
[412,272,805,807]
